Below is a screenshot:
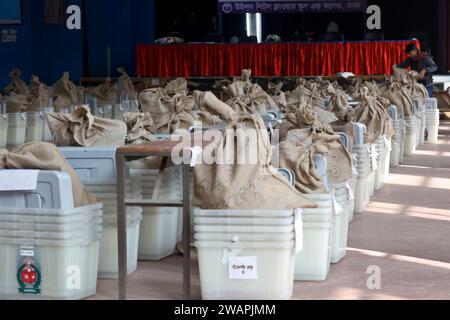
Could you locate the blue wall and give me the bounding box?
[0,0,155,89]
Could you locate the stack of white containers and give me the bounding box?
[0,170,102,300]
[295,155,333,281]
[129,166,181,261]
[0,102,7,148]
[374,136,390,190]
[194,209,300,300]
[417,103,427,146]
[388,106,402,167]
[25,111,44,143]
[404,115,418,155]
[7,112,27,148]
[59,147,143,279]
[425,98,440,143]
[352,123,372,214]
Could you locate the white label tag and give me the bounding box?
[229,256,258,280]
[294,208,303,253]
[332,193,344,215]
[346,182,355,200]
[0,170,39,191]
[189,146,202,167]
[19,246,35,257]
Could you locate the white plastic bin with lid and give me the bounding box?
[330,193,349,263]
[131,167,181,261]
[98,207,142,279]
[194,209,298,300]
[425,98,439,143]
[7,113,27,147]
[404,117,417,155]
[195,241,296,300]
[295,193,332,281]
[59,147,119,185]
[0,170,74,210]
[25,112,44,143]
[0,203,103,300]
[0,114,8,148]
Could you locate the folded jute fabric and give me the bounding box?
[117,67,138,100]
[193,113,317,210]
[0,142,96,208]
[46,105,127,147]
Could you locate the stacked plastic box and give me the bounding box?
[129,167,181,261]
[404,116,418,155]
[388,106,402,167]
[194,209,300,300]
[59,147,143,279]
[374,136,390,191]
[352,123,373,214]
[0,170,102,300]
[425,98,440,143]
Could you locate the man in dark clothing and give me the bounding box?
[394,43,438,97]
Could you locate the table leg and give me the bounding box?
[117,154,128,300]
[182,162,191,300]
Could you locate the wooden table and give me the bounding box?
[116,134,208,300]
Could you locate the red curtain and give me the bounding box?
[136,40,419,78]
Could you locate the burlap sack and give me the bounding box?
[267,82,287,109]
[139,79,236,133]
[380,79,414,117]
[279,127,353,193]
[28,75,50,111]
[46,105,127,147]
[354,95,395,143]
[117,67,137,100]
[4,93,31,113]
[3,69,30,96]
[85,77,118,106]
[52,72,79,110]
[193,114,317,210]
[285,85,323,108]
[0,142,96,208]
[224,70,277,113]
[123,112,156,145]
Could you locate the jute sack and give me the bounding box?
[52,72,79,110]
[354,95,395,144]
[28,75,50,111]
[85,77,118,106]
[3,69,30,96]
[123,112,156,145]
[224,69,278,113]
[279,127,353,193]
[117,67,137,100]
[46,105,127,147]
[0,142,96,208]
[380,79,414,117]
[193,114,317,210]
[4,93,31,113]
[267,82,287,109]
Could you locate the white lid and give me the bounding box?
[194,210,294,219]
[0,203,103,217]
[194,240,295,249]
[194,224,294,234]
[194,216,294,226]
[194,232,294,242]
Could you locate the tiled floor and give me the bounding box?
[90,122,450,300]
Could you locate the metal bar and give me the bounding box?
[182,161,191,300]
[124,200,183,207]
[116,154,128,300]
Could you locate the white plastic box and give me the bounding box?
[7,113,27,148]
[97,207,142,279]
[295,194,333,281]
[25,112,44,143]
[0,114,8,148]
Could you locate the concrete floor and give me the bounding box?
[90,122,450,300]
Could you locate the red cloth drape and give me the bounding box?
[136,40,419,78]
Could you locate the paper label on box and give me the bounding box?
[19,246,35,257]
[0,170,39,191]
[229,256,258,280]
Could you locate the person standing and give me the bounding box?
[394,43,438,97]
